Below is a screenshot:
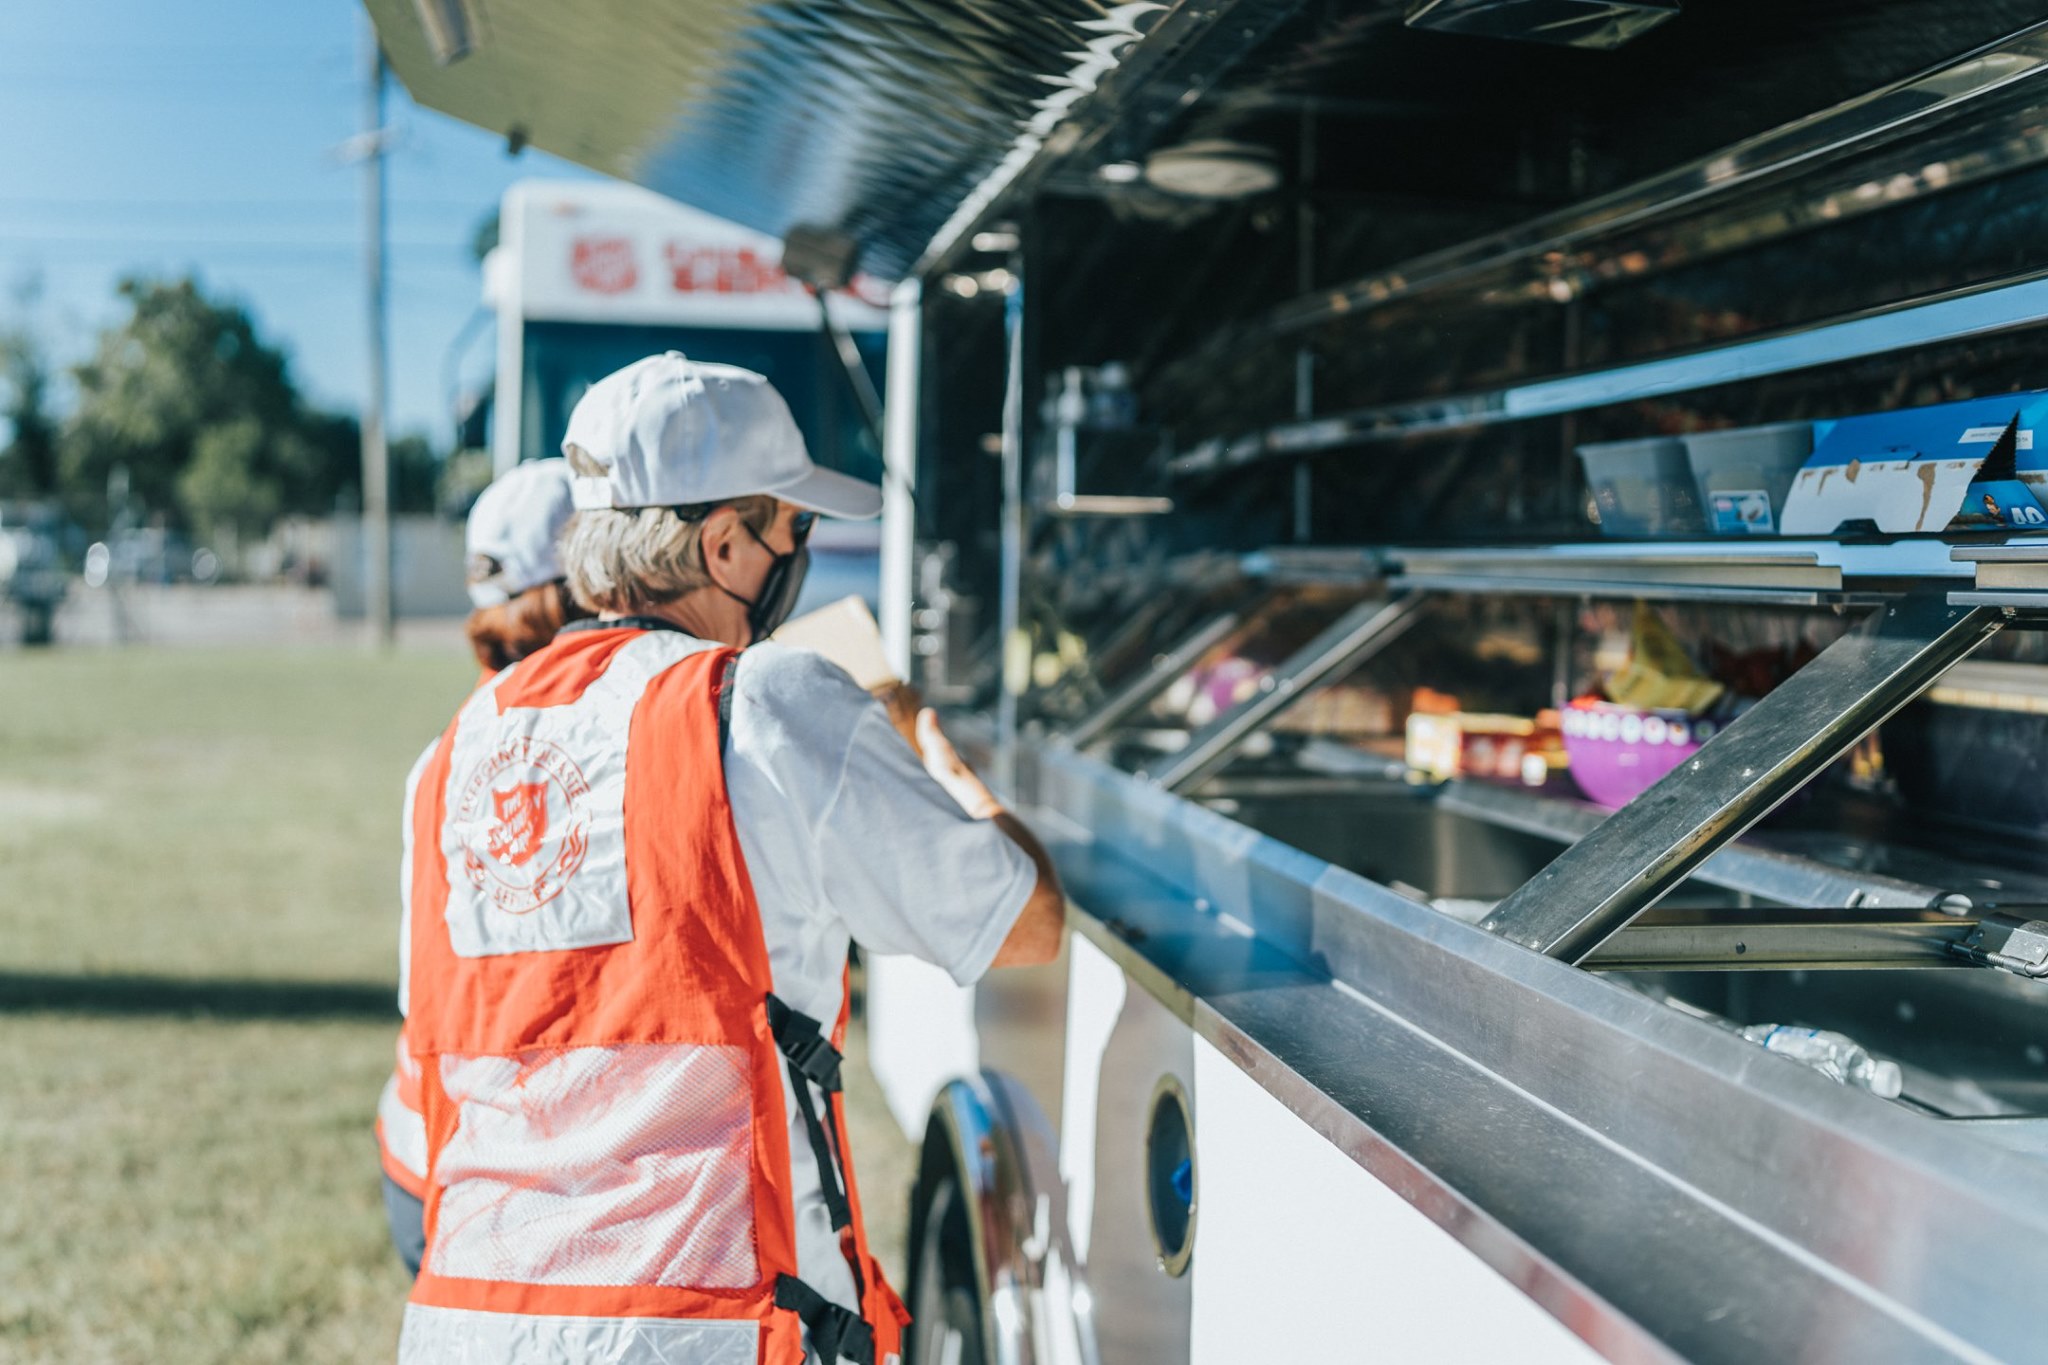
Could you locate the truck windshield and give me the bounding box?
[520,319,885,482]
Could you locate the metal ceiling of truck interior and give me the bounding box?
[366,1,2048,285]
[363,0,1325,280]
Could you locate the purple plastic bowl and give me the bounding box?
[1561,700,1715,809]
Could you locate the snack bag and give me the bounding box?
[1603,603,1725,715]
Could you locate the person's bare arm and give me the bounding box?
[915,709,1065,967]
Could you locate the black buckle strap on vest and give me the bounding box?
[766,993,843,1093]
[767,994,855,1237]
[776,1274,874,1365]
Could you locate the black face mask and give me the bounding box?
[722,512,814,644]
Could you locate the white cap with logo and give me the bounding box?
[564,352,881,520]
[465,457,578,608]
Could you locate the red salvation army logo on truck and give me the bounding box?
[570,235,639,294]
[663,241,795,295]
[457,737,591,915]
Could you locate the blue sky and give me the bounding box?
[0,1,602,443]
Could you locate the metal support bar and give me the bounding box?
[814,288,885,446]
[1481,595,2003,962]
[1587,918,1978,972]
[994,253,1027,794]
[1153,594,1426,792]
[879,279,922,680]
[1060,606,1254,751]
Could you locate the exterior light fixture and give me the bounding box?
[1143,140,1281,199]
[1097,161,1144,184]
[412,0,483,65]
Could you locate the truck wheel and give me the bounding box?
[907,1178,985,1365]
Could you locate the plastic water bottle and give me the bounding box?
[1740,1024,1904,1098]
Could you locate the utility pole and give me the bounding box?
[361,22,394,647]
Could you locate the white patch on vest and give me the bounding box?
[397,1303,758,1364]
[429,1043,758,1289]
[439,634,715,958]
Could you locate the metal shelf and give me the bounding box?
[1437,779,1959,912]
[1171,269,2048,476]
[1038,494,1174,517]
[1164,23,2048,478]
[1950,542,2048,611]
[1258,22,2048,341]
[1389,540,1965,605]
[1237,545,1386,586]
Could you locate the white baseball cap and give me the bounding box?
[563,352,881,520]
[465,457,577,608]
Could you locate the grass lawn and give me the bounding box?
[0,644,915,1363]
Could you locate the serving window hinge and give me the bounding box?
[1950,913,2048,979]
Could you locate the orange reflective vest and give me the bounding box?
[396,623,905,1363]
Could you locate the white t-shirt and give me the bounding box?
[721,642,1038,1323]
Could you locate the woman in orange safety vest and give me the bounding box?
[393,353,1064,1364]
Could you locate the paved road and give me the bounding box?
[3,583,467,651]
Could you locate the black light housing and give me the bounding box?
[1405,0,1679,50]
[781,224,862,292]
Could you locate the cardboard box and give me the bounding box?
[1780,392,2048,535]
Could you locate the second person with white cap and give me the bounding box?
[393,353,1063,1365]
[376,454,588,1273]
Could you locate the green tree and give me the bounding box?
[389,433,442,516]
[59,276,390,539]
[0,328,58,501]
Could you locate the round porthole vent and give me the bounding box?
[1146,1075,1196,1277]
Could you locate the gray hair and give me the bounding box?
[560,444,776,613]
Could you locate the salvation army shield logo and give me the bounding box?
[456,738,591,915]
[571,235,638,294]
[487,783,549,867]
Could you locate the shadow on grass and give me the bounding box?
[0,971,398,1020]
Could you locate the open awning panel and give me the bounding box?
[365,0,1175,279]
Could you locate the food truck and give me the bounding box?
[372,3,2048,1360]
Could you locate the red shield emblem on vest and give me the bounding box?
[457,738,592,916]
[487,782,549,867]
[571,236,638,294]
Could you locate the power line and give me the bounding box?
[0,233,475,252]
[0,195,489,212]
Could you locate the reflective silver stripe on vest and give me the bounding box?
[397,1304,758,1364]
[427,1043,759,1289]
[376,1073,428,1182]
